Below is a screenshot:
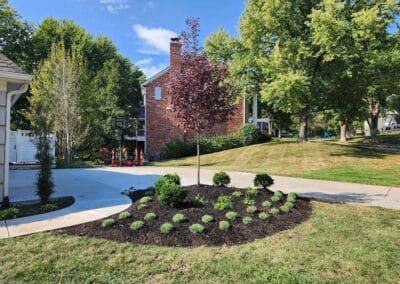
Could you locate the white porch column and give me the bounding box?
[252,93,258,125]
[0,81,7,204]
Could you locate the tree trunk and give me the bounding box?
[339,121,347,142]
[370,114,379,139]
[196,131,200,186]
[298,111,308,142]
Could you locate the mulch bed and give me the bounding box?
[59,185,312,247]
[2,196,75,219]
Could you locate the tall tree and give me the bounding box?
[169,19,238,185]
[309,0,400,140]
[236,0,322,141]
[204,28,236,63]
[29,43,87,166]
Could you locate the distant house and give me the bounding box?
[138,38,245,160]
[0,53,32,206]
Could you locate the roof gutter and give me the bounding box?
[0,71,33,83]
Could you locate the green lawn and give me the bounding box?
[153,139,400,187]
[1,202,399,283]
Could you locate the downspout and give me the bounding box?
[2,83,29,207]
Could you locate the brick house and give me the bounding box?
[139,38,245,160]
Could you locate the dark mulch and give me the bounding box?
[59,185,312,247]
[1,196,75,219]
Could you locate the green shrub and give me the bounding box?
[240,124,261,145]
[232,191,242,197]
[287,193,297,203]
[212,171,231,187]
[284,202,294,209]
[271,196,280,202]
[172,213,187,223]
[214,195,233,210]
[101,218,115,228]
[258,212,269,220]
[246,206,257,213]
[118,211,132,219]
[246,187,258,197]
[193,194,205,207]
[253,173,274,189]
[288,192,297,199]
[280,205,290,213]
[219,220,230,231]
[40,203,57,212]
[144,212,157,221]
[163,139,196,159]
[201,214,214,223]
[160,223,174,233]
[0,208,19,220]
[130,221,145,231]
[189,223,205,234]
[226,211,238,220]
[157,182,187,207]
[137,203,147,210]
[243,197,255,205]
[274,191,283,198]
[154,174,181,194]
[271,208,280,215]
[242,216,253,225]
[139,196,152,204]
[262,200,272,208]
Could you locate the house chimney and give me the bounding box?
[169,37,181,76]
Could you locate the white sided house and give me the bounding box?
[0,53,32,207]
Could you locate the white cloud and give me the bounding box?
[140,64,166,79]
[99,0,129,14]
[133,24,177,54]
[136,58,153,65]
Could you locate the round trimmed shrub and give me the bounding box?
[246,206,257,214]
[226,211,238,220]
[154,174,181,194]
[130,220,144,231]
[101,218,115,228]
[144,212,157,221]
[232,191,242,197]
[212,171,231,187]
[271,208,280,215]
[201,214,214,223]
[258,212,269,220]
[139,196,152,204]
[189,223,205,234]
[246,187,258,197]
[271,195,280,202]
[172,213,187,223]
[137,203,147,210]
[253,173,274,189]
[219,221,230,231]
[157,182,187,207]
[262,200,272,208]
[280,205,290,213]
[274,191,283,198]
[242,216,253,225]
[284,202,294,209]
[287,193,297,203]
[239,123,261,145]
[118,211,132,219]
[160,223,174,233]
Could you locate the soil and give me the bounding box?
[1,196,75,219]
[59,185,312,247]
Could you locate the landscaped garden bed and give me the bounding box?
[0,196,75,220]
[60,173,311,246]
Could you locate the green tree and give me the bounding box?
[235,0,322,141]
[205,28,236,63]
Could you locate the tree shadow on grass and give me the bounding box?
[301,191,386,205]
[329,144,395,159]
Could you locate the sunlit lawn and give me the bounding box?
[0,202,399,283]
[153,139,400,187]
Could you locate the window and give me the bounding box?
[154,87,161,100]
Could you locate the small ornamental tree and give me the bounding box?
[169,18,238,185]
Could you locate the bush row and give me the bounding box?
[163,124,271,159]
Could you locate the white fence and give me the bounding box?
[9,130,56,164]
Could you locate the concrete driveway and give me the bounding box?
[1,166,399,239]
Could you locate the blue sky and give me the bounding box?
[9,0,246,78]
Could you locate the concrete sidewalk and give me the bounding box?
[1,166,399,239]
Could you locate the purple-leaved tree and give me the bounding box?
[169,18,238,186]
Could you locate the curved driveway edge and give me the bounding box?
[3,166,399,239]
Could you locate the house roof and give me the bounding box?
[0,53,32,82]
[141,67,170,87]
